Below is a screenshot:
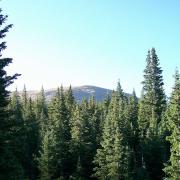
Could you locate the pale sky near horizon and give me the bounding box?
[1,0,180,96]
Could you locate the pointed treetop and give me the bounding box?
[130,89,138,103]
[116,79,124,99]
[171,68,180,103]
[173,68,180,85]
[41,85,44,92]
[65,84,75,105]
[132,88,136,97]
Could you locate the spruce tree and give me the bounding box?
[65,85,76,139]
[138,48,166,180]
[163,69,180,179]
[103,93,111,117]
[71,104,84,179]
[8,89,26,177]
[35,86,48,136]
[21,88,39,179]
[38,129,54,180]
[46,86,72,179]
[88,96,102,149]
[139,48,166,137]
[94,90,132,179]
[127,90,139,147]
[125,90,142,179]
[98,93,111,143]
[71,98,96,179]
[26,98,39,179]
[0,9,21,179]
[116,80,128,107]
[65,85,75,111]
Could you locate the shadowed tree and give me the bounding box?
[0,8,21,179]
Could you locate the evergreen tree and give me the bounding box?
[71,104,84,179]
[27,98,39,179]
[98,93,111,144]
[71,98,96,179]
[8,89,26,178]
[0,9,21,179]
[163,69,180,179]
[65,85,76,138]
[116,80,128,106]
[103,93,111,117]
[138,48,166,180]
[22,85,28,108]
[45,86,72,179]
[127,90,139,147]
[125,90,142,179]
[116,81,130,148]
[65,85,75,111]
[139,48,166,137]
[38,129,54,180]
[35,86,48,136]
[94,91,132,179]
[21,88,39,179]
[138,90,149,138]
[88,96,102,148]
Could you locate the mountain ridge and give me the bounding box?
[17,85,131,102]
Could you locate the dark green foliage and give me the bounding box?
[65,85,75,110]
[35,87,48,127]
[138,48,167,180]
[88,96,103,149]
[0,9,21,179]
[8,89,25,178]
[163,69,180,179]
[23,96,40,179]
[65,85,76,127]
[94,84,132,179]
[38,129,54,180]
[103,93,111,116]
[71,98,97,179]
[125,90,142,179]
[139,48,166,137]
[40,86,72,179]
[143,135,165,179]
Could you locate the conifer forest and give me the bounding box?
[0,8,180,180]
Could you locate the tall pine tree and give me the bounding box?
[163,69,180,179]
[71,98,96,179]
[0,9,21,179]
[94,85,132,179]
[35,86,48,137]
[138,48,166,180]
[42,86,72,179]
[139,48,166,136]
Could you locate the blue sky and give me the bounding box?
[1,0,180,96]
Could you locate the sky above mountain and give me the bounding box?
[1,0,180,96]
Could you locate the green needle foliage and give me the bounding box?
[138,48,167,180]
[138,48,166,138]
[0,9,21,179]
[163,69,180,180]
[94,83,132,180]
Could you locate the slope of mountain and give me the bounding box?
[18,85,131,102]
[20,85,112,102]
[70,85,112,102]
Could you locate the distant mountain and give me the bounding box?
[70,85,112,102]
[18,85,130,102]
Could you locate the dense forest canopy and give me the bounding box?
[0,8,180,180]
